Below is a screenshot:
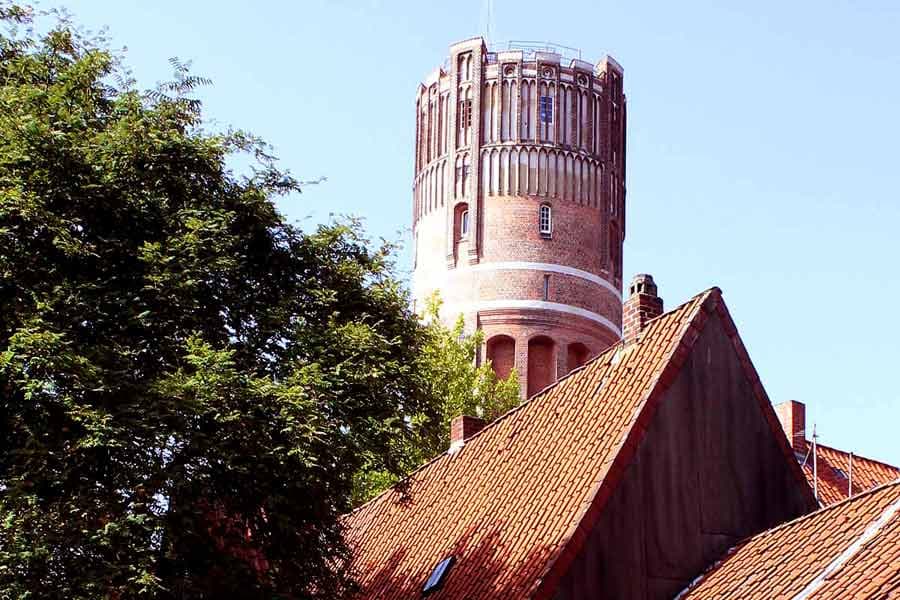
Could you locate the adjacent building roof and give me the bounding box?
[800,441,900,506]
[775,399,900,506]
[343,288,811,599]
[677,480,900,599]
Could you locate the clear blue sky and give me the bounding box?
[61,0,900,464]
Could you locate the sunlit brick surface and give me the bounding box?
[411,38,626,396]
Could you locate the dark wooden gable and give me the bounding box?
[552,306,816,600]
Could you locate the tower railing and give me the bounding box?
[488,40,584,63]
[434,41,587,73]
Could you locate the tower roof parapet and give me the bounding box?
[422,37,622,87]
[490,40,583,62]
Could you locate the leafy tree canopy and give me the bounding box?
[0,4,444,598]
[0,4,520,598]
[352,293,520,504]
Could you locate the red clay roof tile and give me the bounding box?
[678,480,900,599]
[798,441,900,507]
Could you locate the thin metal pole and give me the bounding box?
[849,451,854,498]
[812,424,819,505]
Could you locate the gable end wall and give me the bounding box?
[552,313,814,600]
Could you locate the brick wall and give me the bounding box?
[412,37,627,397]
[774,400,807,451]
[486,335,516,380]
[622,274,664,343]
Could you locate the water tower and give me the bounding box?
[412,37,626,397]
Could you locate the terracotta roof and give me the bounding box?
[343,288,812,599]
[677,480,900,599]
[797,441,900,506]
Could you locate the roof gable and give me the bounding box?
[344,288,813,599]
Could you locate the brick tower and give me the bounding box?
[412,38,626,397]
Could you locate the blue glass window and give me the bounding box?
[540,96,553,123]
[423,556,455,595]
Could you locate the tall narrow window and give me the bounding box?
[453,202,470,260]
[539,204,552,236]
[457,93,473,147]
[461,155,471,195]
[458,98,473,128]
[540,96,553,123]
[542,274,550,300]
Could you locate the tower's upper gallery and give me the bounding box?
[413,37,624,175]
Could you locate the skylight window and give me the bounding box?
[423,556,455,595]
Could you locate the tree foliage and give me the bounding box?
[0,4,442,598]
[352,294,520,504]
[419,294,520,437]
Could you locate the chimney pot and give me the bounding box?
[622,274,664,344]
[450,415,486,447]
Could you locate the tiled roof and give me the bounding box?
[797,441,900,506]
[677,480,900,599]
[343,288,812,599]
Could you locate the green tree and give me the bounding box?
[352,293,520,504]
[419,293,520,438]
[0,4,440,598]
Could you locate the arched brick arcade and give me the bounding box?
[567,342,590,372]
[527,336,556,397]
[486,334,516,380]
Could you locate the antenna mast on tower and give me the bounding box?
[482,0,495,41]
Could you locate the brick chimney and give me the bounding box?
[774,400,807,452]
[449,415,486,452]
[622,274,664,344]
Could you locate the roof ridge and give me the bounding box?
[345,336,628,516]
[790,491,900,599]
[531,288,721,600]
[813,441,900,472]
[639,286,721,328]
[346,288,721,518]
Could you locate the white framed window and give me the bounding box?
[539,204,552,236]
[460,209,469,238]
